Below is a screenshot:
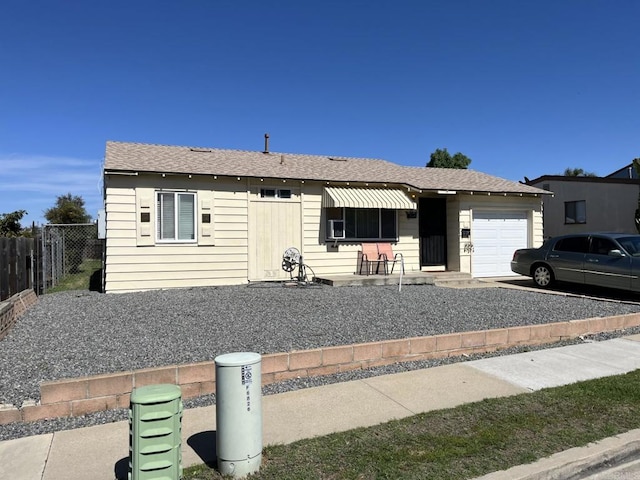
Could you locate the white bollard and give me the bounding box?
[215,352,262,478]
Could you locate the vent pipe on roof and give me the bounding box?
[263,133,269,154]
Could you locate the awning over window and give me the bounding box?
[322,187,416,210]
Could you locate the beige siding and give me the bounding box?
[531,209,544,246]
[105,172,541,291]
[104,175,249,293]
[103,276,246,293]
[396,202,420,272]
[106,249,245,266]
[446,198,462,272]
[105,211,134,222]
[106,250,246,263]
[106,238,137,248]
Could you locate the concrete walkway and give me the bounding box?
[4,335,640,480]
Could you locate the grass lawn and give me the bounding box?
[47,258,102,293]
[184,369,640,479]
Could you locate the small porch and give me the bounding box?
[315,271,475,287]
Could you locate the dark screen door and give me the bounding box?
[419,198,447,267]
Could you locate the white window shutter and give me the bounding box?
[136,188,155,246]
[198,191,215,246]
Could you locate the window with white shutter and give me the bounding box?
[156,191,197,242]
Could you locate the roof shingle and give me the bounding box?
[104,141,545,195]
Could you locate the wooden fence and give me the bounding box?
[0,237,37,302]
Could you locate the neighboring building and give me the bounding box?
[607,163,638,179]
[526,174,640,239]
[103,141,547,293]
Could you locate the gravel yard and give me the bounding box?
[2,283,640,440]
[2,283,640,409]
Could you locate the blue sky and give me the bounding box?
[1,1,638,226]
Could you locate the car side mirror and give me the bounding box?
[609,249,625,257]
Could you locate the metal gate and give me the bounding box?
[41,224,103,293]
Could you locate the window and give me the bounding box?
[618,236,640,256]
[554,236,589,253]
[326,208,397,241]
[157,192,196,242]
[565,200,586,224]
[260,188,292,199]
[590,237,617,256]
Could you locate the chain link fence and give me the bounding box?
[41,224,104,293]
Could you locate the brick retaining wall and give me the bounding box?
[1,312,639,425]
[0,289,37,341]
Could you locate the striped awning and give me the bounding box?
[322,187,416,209]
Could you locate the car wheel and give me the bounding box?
[533,264,554,288]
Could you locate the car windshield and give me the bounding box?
[617,236,640,256]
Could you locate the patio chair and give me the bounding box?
[358,243,385,275]
[377,243,404,274]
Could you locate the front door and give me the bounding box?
[419,198,447,267]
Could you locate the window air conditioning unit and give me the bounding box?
[328,219,345,239]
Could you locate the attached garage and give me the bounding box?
[472,211,528,277]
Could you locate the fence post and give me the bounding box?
[0,238,8,301]
[34,234,43,295]
[7,239,16,298]
[30,246,34,292]
[41,229,47,294]
[16,238,24,293]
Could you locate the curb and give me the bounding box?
[473,428,640,480]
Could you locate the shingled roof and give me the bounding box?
[104,141,545,195]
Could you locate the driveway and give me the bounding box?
[486,275,640,303]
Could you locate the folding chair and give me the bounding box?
[377,243,404,274]
[358,243,384,275]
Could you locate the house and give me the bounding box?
[102,140,547,293]
[526,170,640,239]
[608,163,638,179]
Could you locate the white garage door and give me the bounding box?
[472,211,528,277]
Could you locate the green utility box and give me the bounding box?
[129,384,183,480]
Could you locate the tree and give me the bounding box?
[44,194,91,224]
[426,148,472,169]
[0,210,27,237]
[563,167,597,177]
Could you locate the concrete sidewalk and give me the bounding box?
[4,336,640,480]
